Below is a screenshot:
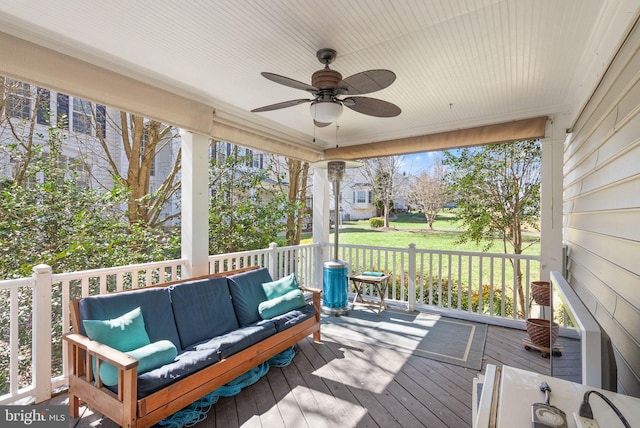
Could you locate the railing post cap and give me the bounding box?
[409,243,416,249]
[269,242,278,249]
[32,264,52,274]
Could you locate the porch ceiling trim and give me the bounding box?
[0,31,324,162]
[324,116,549,160]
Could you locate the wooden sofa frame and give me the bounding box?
[63,266,322,428]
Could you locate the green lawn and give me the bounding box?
[299,211,541,317]
[302,212,540,256]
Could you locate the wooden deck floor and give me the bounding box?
[60,313,580,428]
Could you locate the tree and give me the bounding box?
[208,142,293,253]
[88,111,181,228]
[362,156,405,227]
[408,162,450,230]
[443,140,541,314]
[284,158,309,245]
[0,78,182,228]
[0,77,49,187]
[0,124,180,278]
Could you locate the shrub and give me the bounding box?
[369,217,384,228]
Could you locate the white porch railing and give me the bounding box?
[1,242,554,405]
[0,258,186,405]
[208,243,318,287]
[336,243,541,320]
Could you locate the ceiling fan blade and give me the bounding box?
[313,120,332,128]
[261,72,317,93]
[251,98,312,112]
[343,96,401,117]
[340,70,396,95]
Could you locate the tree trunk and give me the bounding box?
[384,202,390,227]
[285,159,309,245]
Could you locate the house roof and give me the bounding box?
[1,1,638,161]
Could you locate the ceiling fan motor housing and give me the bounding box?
[312,69,343,90]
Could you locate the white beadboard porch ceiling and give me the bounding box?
[0,0,638,158]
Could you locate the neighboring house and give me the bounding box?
[313,165,412,223]
[0,78,184,224]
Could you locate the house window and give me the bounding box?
[254,153,263,169]
[36,88,50,125]
[306,196,313,208]
[72,98,91,134]
[57,93,69,128]
[6,79,30,119]
[356,190,366,203]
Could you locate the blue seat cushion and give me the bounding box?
[257,303,316,333]
[78,287,182,351]
[188,322,277,359]
[227,268,272,326]
[99,340,177,386]
[133,347,222,398]
[169,277,239,349]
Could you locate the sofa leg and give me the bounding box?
[313,330,321,342]
[69,392,80,419]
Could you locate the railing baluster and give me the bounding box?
[10,285,19,396]
[447,254,452,310]
[489,256,495,316]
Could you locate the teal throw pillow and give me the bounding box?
[258,289,306,319]
[83,307,150,352]
[261,274,299,300]
[99,340,178,386]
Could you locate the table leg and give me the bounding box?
[351,280,363,309]
[378,280,389,313]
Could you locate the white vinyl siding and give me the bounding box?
[564,19,640,397]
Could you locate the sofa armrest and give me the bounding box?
[299,286,321,294]
[64,331,140,401]
[299,286,322,309]
[64,333,139,370]
[298,287,322,342]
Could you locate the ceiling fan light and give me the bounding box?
[310,101,343,123]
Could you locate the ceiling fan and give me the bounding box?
[251,48,401,127]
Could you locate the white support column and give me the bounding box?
[312,168,330,288]
[540,117,566,280]
[180,130,210,278]
[32,264,52,403]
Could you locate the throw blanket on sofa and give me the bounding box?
[159,347,297,428]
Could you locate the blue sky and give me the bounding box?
[398,151,441,175]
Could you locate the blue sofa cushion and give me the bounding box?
[258,289,306,319]
[258,303,316,333]
[261,274,298,300]
[227,268,272,327]
[99,340,178,386]
[78,287,182,351]
[188,322,277,359]
[133,347,222,398]
[170,277,239,349]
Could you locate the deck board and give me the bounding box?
[61,313,580,428]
